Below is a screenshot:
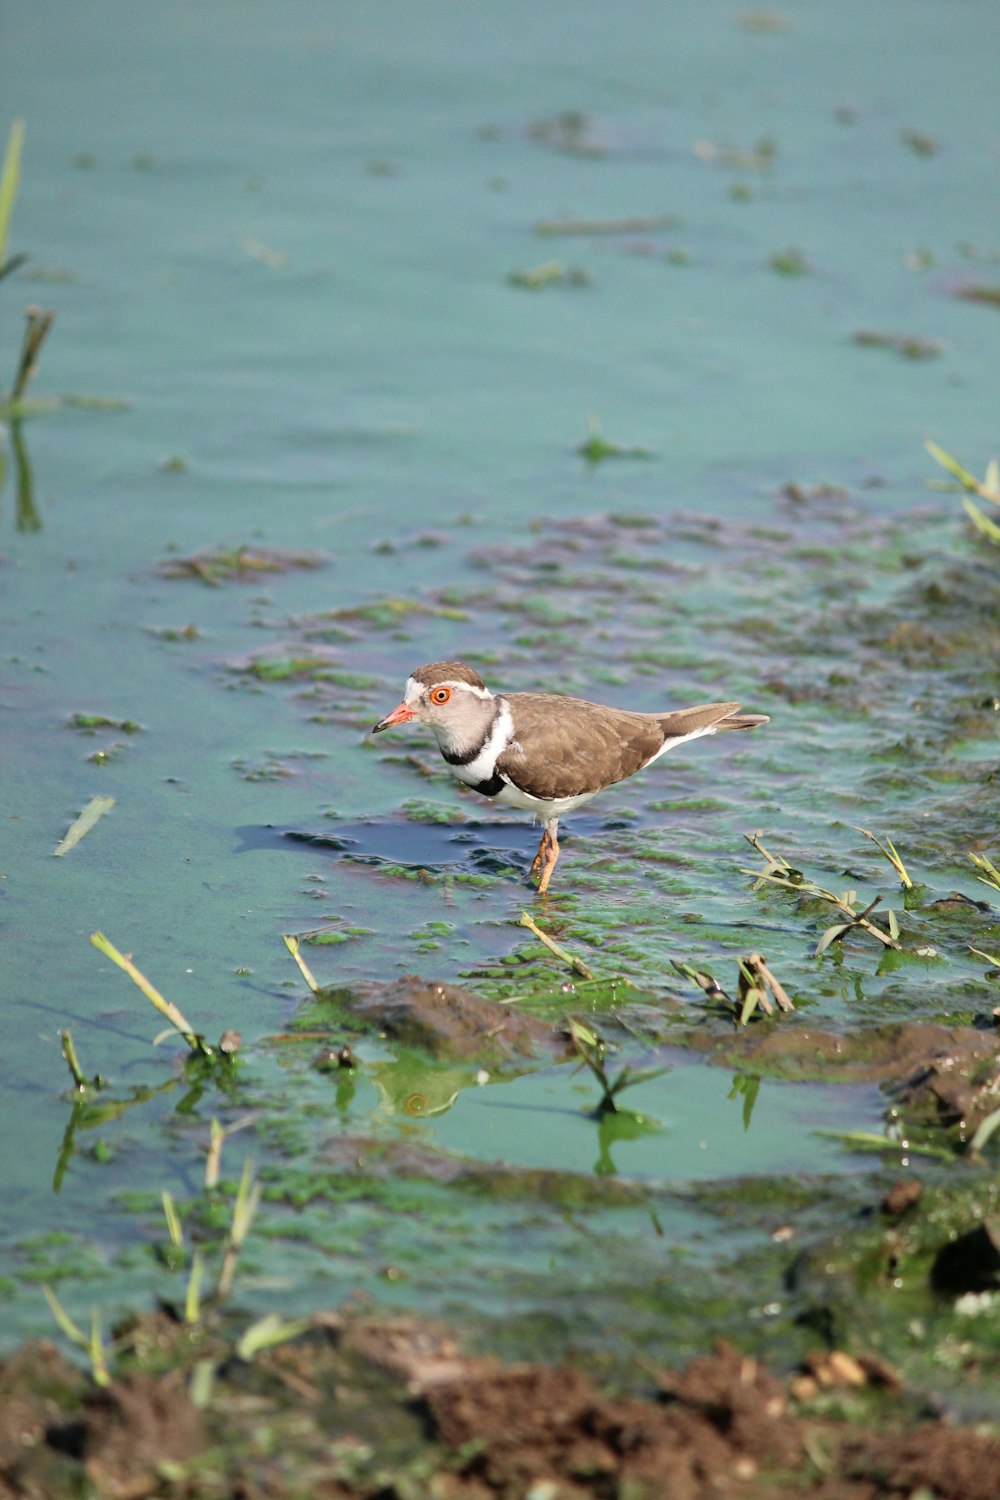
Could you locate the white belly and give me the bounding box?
[492,780,598,819]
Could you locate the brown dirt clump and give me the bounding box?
[693,1020,1000,1129]
[77,1370,206,1499]
[4,1324,1000,1499]
[426,1343,800,1499]
[342,973,559,1059]
[423,1340,1000,1500]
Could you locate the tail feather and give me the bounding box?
[656,702,769,738]
[716,711,769,732]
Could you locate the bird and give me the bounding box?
[371,661,769,894]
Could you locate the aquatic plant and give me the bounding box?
[567,1018,666,1116]
[742,832,900,954]
[58,1030,105,1094]
[852,330,942,359]
[853,825,913,889]
[53,795,115,857]
[671,952,794,1025]
[925,441,1000,547]
[507,261,589,290]
[969,851,1000,895]
[44,1126,291,1393]
[40,1288,111,1386]
[519,910,595,979]
[0,117,25,281]
[89,930,228,1060]
[577,413,653,464]
[158,545,328,585]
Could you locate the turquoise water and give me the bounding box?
[2,0,999,1347]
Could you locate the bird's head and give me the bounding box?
[371,661,495,748]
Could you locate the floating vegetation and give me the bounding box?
[527,110,605,157]
[851,329,943,359]
[144,622,201,641]
[238,234,287,267]
[693,136,777,171]
[955,283,1000,311]
[158,545,327,585]
[736,9,792,31]
[401,798,466,823]
[238,655,339,682]
[577,413,653,465]
[535,213,680,237]
[520,910,596,980]
[69,711,142,734]
[769,246,810,276]
[900,127,938,157]
[310,595,432,629]
[507,261,589,290]
[52,796,116,857]
[232,753,294,781]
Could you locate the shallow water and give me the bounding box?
[2,0,999,1352]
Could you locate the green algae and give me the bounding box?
[69,712,142,734]
[5,10,1000,1466]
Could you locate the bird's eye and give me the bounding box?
[430,686,452,705]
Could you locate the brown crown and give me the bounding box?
[409,661,487,690]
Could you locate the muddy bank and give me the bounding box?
[4,1318,1000,1500]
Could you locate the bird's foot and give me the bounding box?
[535,833,560,895]
[529,829,550,880]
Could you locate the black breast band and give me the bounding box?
[472,773,506,797]
[443,743,486,766]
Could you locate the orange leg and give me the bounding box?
[534,817,560,894]
[529,826,550,879]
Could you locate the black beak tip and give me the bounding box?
[371,719,387,735]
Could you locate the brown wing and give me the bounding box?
[496,694,669,800]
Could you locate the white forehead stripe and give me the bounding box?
[404,675,493,703]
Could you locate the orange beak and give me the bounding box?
[371,700,417,734]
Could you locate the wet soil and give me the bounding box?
[4,1319,1000,1500]
[319,973,560,1061]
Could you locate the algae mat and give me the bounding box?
[2,0,1000,1458]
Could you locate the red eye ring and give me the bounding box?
[430,686,452,705]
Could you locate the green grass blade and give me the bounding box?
[53,795,115,856]
[184,1249,205,1324]
[89,930,210,1054]
[0,118,25,271]
[969,852,1000,892]
[41,1284,88,1347]
[520,911,595,978]
[925,439,979,491]
[89,1308,110,1386]
[963,497,1000,545]
[968,1105,1000,1156]
[282,933,321,993]
[237,1314,310,1361]
[161,1190,183,1249]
